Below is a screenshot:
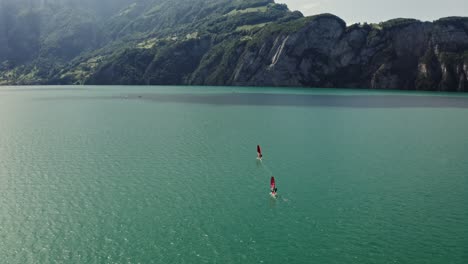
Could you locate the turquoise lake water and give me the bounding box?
[0,86,467,263]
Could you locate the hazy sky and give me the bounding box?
[278,0,468,24]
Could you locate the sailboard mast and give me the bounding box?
[257,145,263,159]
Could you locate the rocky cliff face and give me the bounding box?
[189,15,468,92]
[1,0,467,91]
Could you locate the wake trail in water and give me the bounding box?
[260,161,274,176]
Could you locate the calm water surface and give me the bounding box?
[0,86,467,263]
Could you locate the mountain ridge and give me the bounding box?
[1,0,467,91]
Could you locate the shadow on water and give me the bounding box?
[38,92,468,108]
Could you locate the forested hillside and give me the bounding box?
[1,0,467,91]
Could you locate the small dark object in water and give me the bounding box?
[138,96,142,98]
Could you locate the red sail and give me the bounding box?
[270,176,276,190]
[257,145,262,157]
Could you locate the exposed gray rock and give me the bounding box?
[371,63,399,89]
[207,16,468,91]
[12,10,465,92]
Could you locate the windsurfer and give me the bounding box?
[270,176,277,196]
[257,145,263,160]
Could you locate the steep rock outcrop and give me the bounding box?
[1,0,467,91]
[188,16,468,91]
[235,15,346,86]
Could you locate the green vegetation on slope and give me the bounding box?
[1,0,467,91]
